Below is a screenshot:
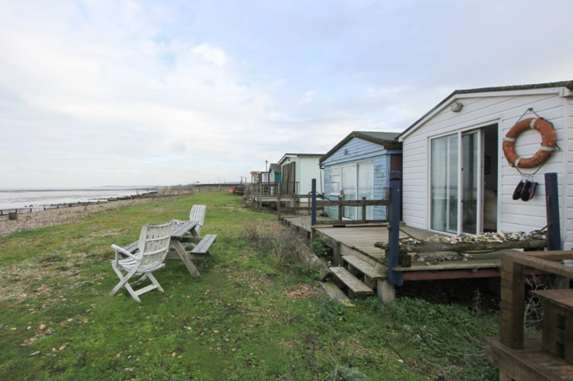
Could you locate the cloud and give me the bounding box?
[192,44,227,67]
[1,0,572,188]
[300,90,317,104]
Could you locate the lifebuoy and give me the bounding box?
[502,117,556,169]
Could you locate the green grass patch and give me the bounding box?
[0,192,498,380]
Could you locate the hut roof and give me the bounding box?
[320,131,400,163]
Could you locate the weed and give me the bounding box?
[311,238,331,259]
[329,365,369,381]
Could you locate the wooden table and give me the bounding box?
[169,220,202,277]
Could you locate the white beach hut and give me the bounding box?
[398,80,573,248]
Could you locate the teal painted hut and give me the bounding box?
[320,131,401,220]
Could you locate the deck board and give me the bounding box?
[315,223,434,263]
[283,215,509,275]
[489,337,573,380]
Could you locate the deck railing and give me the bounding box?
[308,176,403,287]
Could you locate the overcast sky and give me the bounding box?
[1,1,572,188]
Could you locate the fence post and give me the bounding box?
[361,197,367,223]
[387,177,403,287]
[311,179,317,226]
[338,195,343,224]
[545,172,562,250]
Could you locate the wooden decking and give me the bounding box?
[281,215,502,280]
[488,338,573,381]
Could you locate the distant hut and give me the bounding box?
[267,163,281,195]
[320,131,401,220]
[277,153,324,197]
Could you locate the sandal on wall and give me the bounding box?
[521,180,537,202]
[512,180,525,200]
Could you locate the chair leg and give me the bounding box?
[146,273,164,293]
[124,282,141,303]
[111,262,137,297]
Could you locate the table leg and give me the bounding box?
[171,240,200,277]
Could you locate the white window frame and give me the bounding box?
[427,119,499,235]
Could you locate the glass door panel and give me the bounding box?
[462,131,479,234]
[357,162,374,220]
[431,134,458,233]
[342,165,357,220]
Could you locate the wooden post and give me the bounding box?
[500,256,525,349]
[338,195,343,224]
[257,181,262,209]
[311,179,317,226]
[545,172,562,250]
[387,177,403,287]
[361,196,367,223]
[277,192,282,217]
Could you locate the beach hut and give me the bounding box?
[320,131,401,220]
[398,80,573,248]
[277,153,324,197]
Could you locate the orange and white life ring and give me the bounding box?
[502,117,556,169]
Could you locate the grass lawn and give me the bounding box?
[0,192,499,381]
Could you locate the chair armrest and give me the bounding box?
[111,244,138,259]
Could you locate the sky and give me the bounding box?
[1,0,573,188]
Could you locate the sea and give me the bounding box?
[0,188,157,210]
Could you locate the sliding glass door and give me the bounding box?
[342,165,357,219]
[430,128,487,235]
[430,134,458,233]
[462,131,479,234]
[357,162,374,220]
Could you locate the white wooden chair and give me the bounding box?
[110,222,173,302]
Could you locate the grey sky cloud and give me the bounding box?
[1,0,572,187]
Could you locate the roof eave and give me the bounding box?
[398,81,573,142]
[320,131,400,163]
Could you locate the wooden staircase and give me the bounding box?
[322,253,385,300]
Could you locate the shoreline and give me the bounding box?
[0,191,192,237]
[0,191,158,217]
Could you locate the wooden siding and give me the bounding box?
[323,137,398,220]
[402,91,571,247]
[279,155,323,195]
[298,156,323,194]
[322,137,388,166]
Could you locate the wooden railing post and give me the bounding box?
[387,177,403,286]
[545,172,562,250]
[311,179,317,226]
[500,256,525,349]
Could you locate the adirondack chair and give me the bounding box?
[110,222,173,302]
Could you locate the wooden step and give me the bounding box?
[320,281,354,307]
[329,267,373,296]
[342,255,384,279]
